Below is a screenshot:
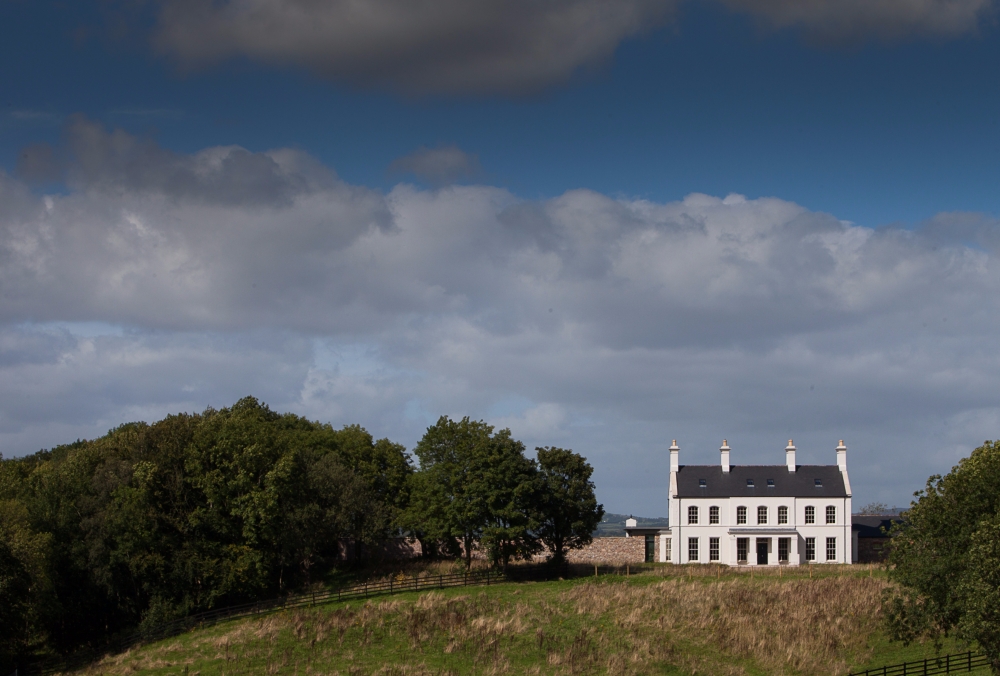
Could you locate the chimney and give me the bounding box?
[836,440,847,471]
[786,440,796,472]
[720,439,731,473]
[669,440,679,472]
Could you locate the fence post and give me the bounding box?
[923,657,927,675]
[439,574,443,589]
[390,577,393,593]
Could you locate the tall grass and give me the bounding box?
[68,568,911,675]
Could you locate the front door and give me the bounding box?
[757,539,769,565]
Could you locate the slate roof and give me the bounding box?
[852,515,900,538]
[675,465,848,498]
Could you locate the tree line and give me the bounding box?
[0,397,603,672]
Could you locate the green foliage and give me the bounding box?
[0,396,413,664]
[406,417,550,569]
[958,514,1000,672]
[0,538,33,673]
[405,420,605,571]
[535,446,605,563]
[477,430,542,570]
[405,417,497,567]
[886,440,1000,670]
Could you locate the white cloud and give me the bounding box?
[4,120,1000,514]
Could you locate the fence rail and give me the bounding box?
[26,563,577,675]
[849,650,991,676]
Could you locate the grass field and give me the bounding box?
[65,564,982,676]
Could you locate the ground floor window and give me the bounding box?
[688,537,699,563]
[645,535,656,562]
[806,537,816,561]
[826,537,837,561]
[709,537,720,561]
[665,537,671,561]
[778,537,789,562]
[737,537,748,563]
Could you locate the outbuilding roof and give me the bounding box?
[852,515,900,538]
[674,464,849,498]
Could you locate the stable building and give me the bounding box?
[626,439,852,566]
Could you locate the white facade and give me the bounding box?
[630,440,852,566]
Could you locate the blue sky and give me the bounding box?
[2,0,1000,515]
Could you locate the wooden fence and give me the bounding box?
[849,650,991,676]
[26,563,574,675]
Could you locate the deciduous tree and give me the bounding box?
[534,447,604,564]
[886,440,1000,671]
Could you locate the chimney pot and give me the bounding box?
[836,440,847,471]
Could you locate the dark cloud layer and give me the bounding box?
[152,0,676,95]
[3,122,1000,514]
[142,0,995,95]
[721,0,993,43]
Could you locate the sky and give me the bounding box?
[2,0,1000,516]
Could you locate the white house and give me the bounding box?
[625,440,852,566]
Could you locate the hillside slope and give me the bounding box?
[66,567,974,676]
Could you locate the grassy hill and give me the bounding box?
[64,565,978,676]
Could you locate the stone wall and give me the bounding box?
[560,537,645,564]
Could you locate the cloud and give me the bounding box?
[150,0,676,95]
[389,145,481,185]
[5,120,1000,513]
[718,0,993,43]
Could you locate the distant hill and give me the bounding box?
[594,512,669,537]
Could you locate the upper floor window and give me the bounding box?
[826,505,836,524]
[767,479,775,488]
[688,505,699,525]
[709,506,720,524]
[815,478,823,487]
[699,479,707,488]
[757,506,768,525]
[737,506,747,524]
[805,506,815,524]
[747,479,755,487]
[778,506,788,524]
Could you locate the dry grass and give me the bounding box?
[66,569,909,676]
[563,576,888,675]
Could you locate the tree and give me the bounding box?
[0,539,32,673]
[957,514,1000,672]
[477,430,541,570]
[858,501,890,515]
[885,440,1000,671]
[406,417,495,568]
[534,447,604,564]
